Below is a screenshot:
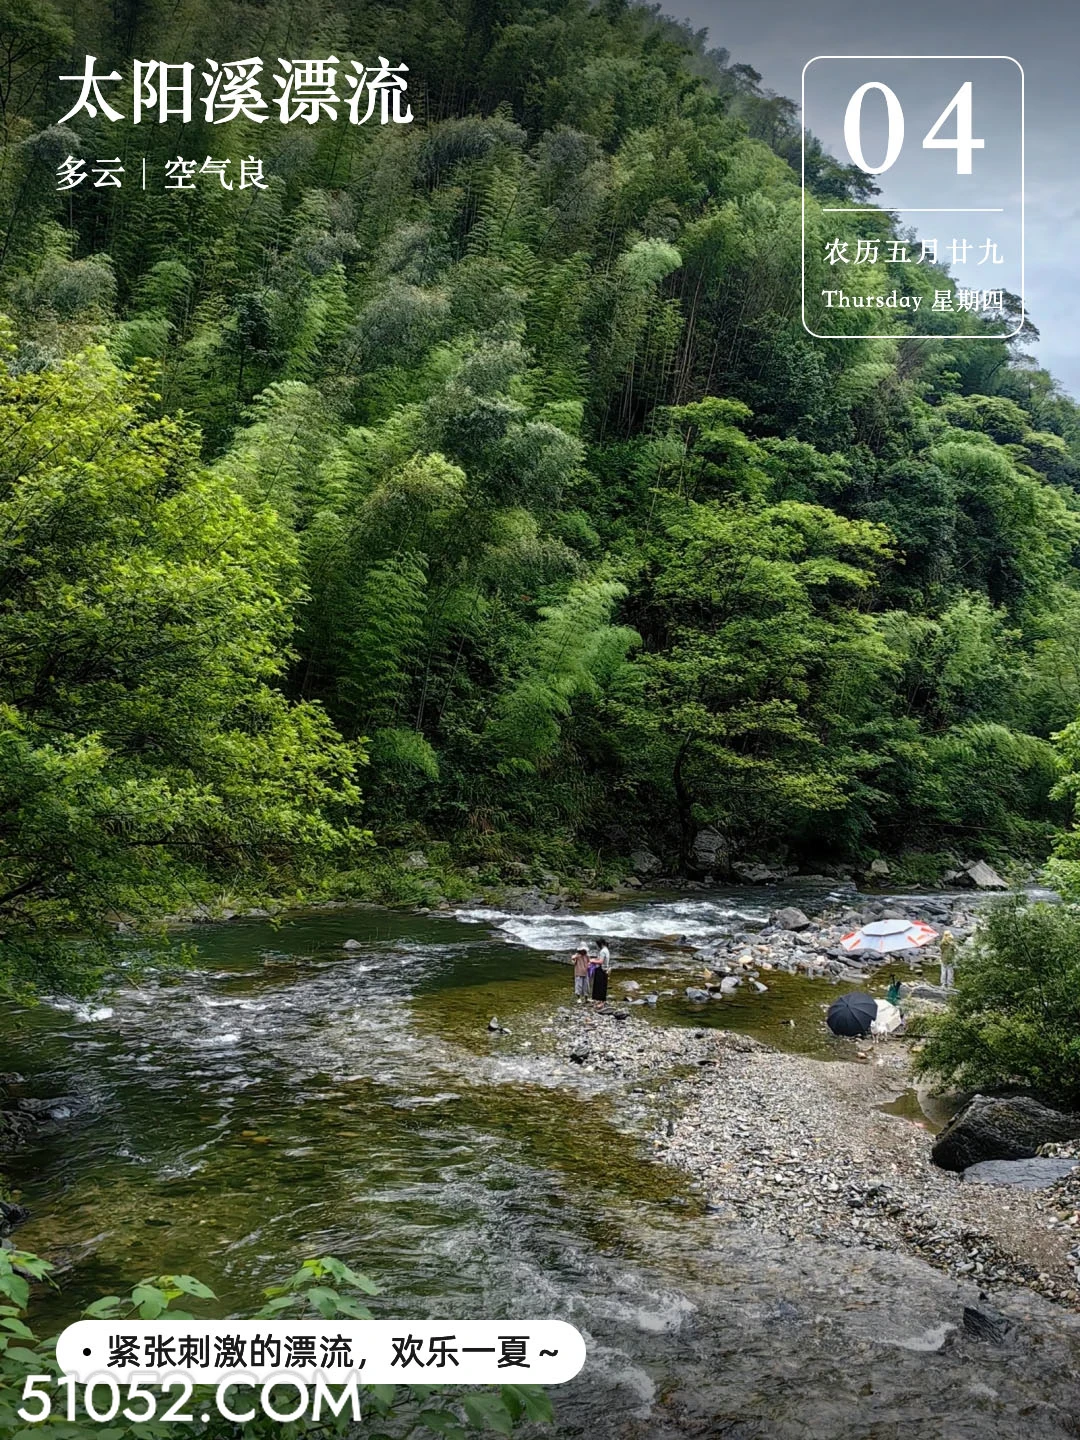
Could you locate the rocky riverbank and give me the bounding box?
[540,1005,1080,1312]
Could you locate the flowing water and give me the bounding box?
[5,889,1080,1438]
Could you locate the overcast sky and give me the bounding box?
[678,0,1080,395]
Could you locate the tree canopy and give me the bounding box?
[6,0,1080,990]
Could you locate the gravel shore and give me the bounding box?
[544,1004,1080,1311]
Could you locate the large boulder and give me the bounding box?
[931,1094,1080,1172]
[773,906,811,932]
[959,860,1008,890]
[690,828,730,876]
[630,848,662,877]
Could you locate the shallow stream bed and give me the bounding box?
[5,890,1080,1437]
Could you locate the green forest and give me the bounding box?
[5,0,1080,994]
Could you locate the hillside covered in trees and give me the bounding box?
[5,0,1080,990]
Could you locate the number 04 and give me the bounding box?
[844,81,984,175]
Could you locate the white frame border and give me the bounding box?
[800,55,1025,340]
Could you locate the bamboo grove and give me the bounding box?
[4,0,1080,990]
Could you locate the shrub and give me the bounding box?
[913,898,1080,1109]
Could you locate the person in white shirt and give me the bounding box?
[591,940,612,1003]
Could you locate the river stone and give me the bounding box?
[774,906,811,932]
[931,1094,1080,1172]
[963,1157,1080,1190]
[685,987,711,1002]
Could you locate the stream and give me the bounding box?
[5,887,1080,1438]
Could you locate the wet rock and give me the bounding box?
[963,1157,1080,1190]
[15,1095,79,1120]
[342,939,362,950]
[731,912,769,931]
[685,987,711,1003]
[921,900,951,919]
[0,1200,29,1234]
[963,1305,1011,1344]
[773,906,811,931]
[932,1095,1080,1172]
[487,1016,505,1032]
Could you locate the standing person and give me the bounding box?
[939,930,957,990]
[591,939,611,1005]
[572,945,591,1001]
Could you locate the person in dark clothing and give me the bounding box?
[591,939,611,1003]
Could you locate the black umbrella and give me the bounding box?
[826,991,878,1037]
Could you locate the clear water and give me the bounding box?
[5,891,1080,1438]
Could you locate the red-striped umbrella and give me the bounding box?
[840,919,938,955]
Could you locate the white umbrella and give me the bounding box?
[840,919,938,955]
[871,998,904,1036]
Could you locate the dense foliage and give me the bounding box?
[0,341,366,995]
[914,899,1080,1109]
[6,0,1080,990]
[0,1250,552,1437]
